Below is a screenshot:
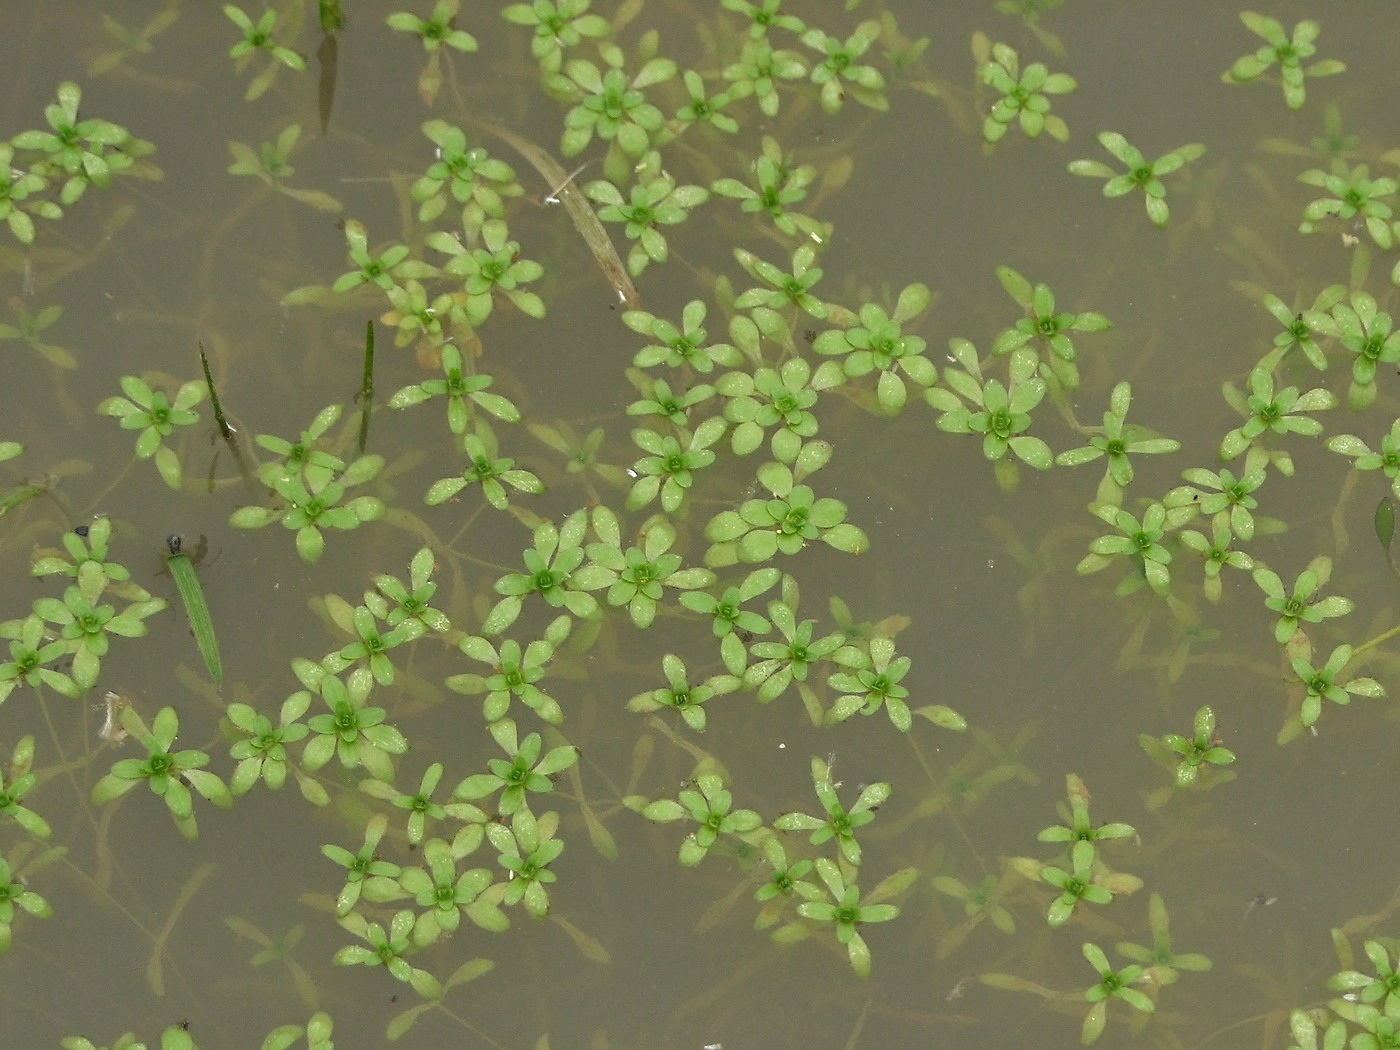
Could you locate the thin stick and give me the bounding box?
[199,342,235,442]
[199,342,254,481]
[544,160,593,203]
[358,319,374,455]
[469,118,641,310]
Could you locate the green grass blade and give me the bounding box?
[167,534,223,685]
[358,319,374,455]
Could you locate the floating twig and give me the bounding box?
[470,118,640,310]
[199,342,255,482]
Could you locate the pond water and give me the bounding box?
[2,1,1400,1048]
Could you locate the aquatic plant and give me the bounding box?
[3,4,1400,1049]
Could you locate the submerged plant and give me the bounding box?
[32,576,163,693]
[224,3,307,100]
[321,813,402,917]
[299,665,409,781]
[812,286,938,416]
[927,337,1052,490]
[1252,557,1353,644]
[1080,941,1154,1044]
[703,459,868,566]
[1222,11,1344,110]
[991,266,1110,392]
[800,20,887,114]
[1290,643,1383,729]
[1036,773,1136,874]
[411,119,521,231]
[716,358,821,461]
[1255,285,1344,372]
[824,637,914,731]
[324,603,423,686]
[501,0,611,74]
[1055,382,1180,502]
[1068,132,1206,228]
[394,836,503,944]
[333,907,443,999]
[932,870,1016,946]
[743,591,844,704]
[1077,501,1174,596]
[0,143,58,245]
[640,771,763,867]
[584,171,709,276]
[721,38,809,117]
[10,80,155,207]
[1330,940,1400,1014]
[0,736,50,840]
[1297,163,1396,253]
[0,850,53,956]
[374,547,453,633]
[710,137,823,239]
[425,430,544,510]
[97,376,205,490]
[484,512,599,634]
[978,39,1076,143]
[231,457,386,564]
[1219,364,1337,473]
[1172,465,1267,542]
[90,706,233,840]
[488,806,565,917]
[226,123,342,212]
[448,616,572,724]
[1328,418,1400,497]
[582,515,716,628]
[360,764,451,847]
[795,858,911,978]
[332,220,426,295]
[0,299,77,370]
[430,221,545,326]
[548,43,677,157]
[1140,705,1237,789]
[722,0,805,39]
[1176,524,1255,603]
[753,834,819,928]
[62,1028,201,1050]
[388,347,521,435]
[1115,893,1212,987]
[775,756,889,866]
[678,567,780,676]
[0,614,79,702]
[732,243,830,318]
[450,717,579,815]
[226,694,313,798]
[1034,853,1115,927]
[626,652,741,731]
[623,300,744,373]
[1330,291,1400,410]
[626,418,724,513]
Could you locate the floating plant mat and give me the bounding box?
[3,1,1400,1049]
